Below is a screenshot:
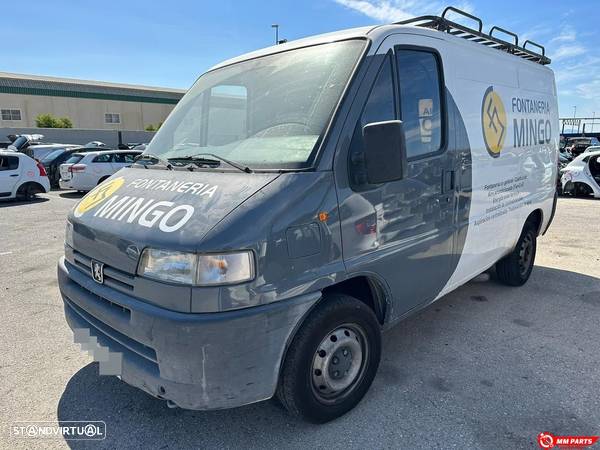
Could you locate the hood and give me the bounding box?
[69,167,279,273]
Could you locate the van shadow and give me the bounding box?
[0,196,49,208]
[57,266,600,449]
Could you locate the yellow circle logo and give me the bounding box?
[74,177,125,217]
[481,86,507,158]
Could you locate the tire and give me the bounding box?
[16,183,38,201]
[98,176,110,185]
[495,221,537,286]
[276,294,381,423]
[574,182,592,197]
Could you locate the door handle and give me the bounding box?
[441,170,455,194]
[9,174,18,177]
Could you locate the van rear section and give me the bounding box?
[58,7,558,423]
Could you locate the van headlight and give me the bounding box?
[137,249,254,286]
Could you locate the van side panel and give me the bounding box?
[437,40,558,297]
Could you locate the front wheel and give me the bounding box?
[495,222,537,286]
[276,294,381,423]
[574,182,593,197]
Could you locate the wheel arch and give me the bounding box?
[16,181,45,196]
[321,274,390,326]
[574,181,595,196]
[525,208,544,236]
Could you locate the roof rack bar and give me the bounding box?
[441,6,482,32]
[489,26,518,46]
[523,40,546,57]
[393,6,551,65]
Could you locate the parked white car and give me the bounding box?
[6,134,80,160]
[561,150,600,198]
[0,151,50,200]
[583,145,600,154]
[59,150,142,192]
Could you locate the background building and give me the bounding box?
[0,72,185,131]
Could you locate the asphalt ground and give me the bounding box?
[0,192,598,449]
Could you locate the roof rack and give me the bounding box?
[394,6,550,65]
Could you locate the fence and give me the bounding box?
[0,127,156,148]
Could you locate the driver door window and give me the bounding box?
[348,54,396,189]
[395,49,444,159]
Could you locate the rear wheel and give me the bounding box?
[16,182,42,201]
[276,294,381,423]
[495,222,537,286]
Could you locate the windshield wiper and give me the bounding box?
[168,153,253,173]
[135,153,173,170]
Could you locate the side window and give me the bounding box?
[124,153,138,163]
[0,156,19,171]
[8,156,18,170]
[395,49,444,159]
[105,113,121,124]
[93,154,111,163]
[348,54,396,188]
[112,153,136,163]
[1,109,22,121]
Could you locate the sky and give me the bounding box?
[3,0,599,118]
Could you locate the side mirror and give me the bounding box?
[363,120,407,184]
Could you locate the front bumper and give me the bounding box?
[58,256,318,410]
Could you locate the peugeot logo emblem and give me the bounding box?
[91,260,104,284]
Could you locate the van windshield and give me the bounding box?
[144,40,365,169]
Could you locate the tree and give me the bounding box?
[57,117,73,128]
[35,113,73,128]
[145,122,162,132]
[35,113,57,128]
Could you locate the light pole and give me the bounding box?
[271,24,279,45]
[573,106,577,133]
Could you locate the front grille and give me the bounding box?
[65,259,132,321]
[72,249,135,292]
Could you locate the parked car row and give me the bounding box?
[0,134,145,201]
[58,150,142,191]
[560,150,600,198]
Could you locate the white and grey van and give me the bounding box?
[58,7,559,422]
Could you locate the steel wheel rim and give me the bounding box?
[518,233,533,276]
[310,324,368,404]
